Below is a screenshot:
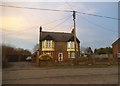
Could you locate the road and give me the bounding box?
[2,62,118,84]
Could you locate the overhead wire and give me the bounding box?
[41,15,72,26]
[2,15,72,35]
[64,0,74,11]
[77,14,118,33]
[0,4,72,12]
[48,15,72,30]
[64,0,119,34]
[76,11,119,20]
[0,4,119,20]
[1,4,119,34]
[3,15,72,35]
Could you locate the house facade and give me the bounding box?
[112,38,120,60]
[36,27,80,63]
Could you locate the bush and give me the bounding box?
[38,54,53,61]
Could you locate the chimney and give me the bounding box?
[40,26,42,32]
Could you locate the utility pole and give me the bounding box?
[73,11,77,65]
[39,26,42,56]
[36,26,42,66]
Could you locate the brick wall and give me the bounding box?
[112,39,120,61]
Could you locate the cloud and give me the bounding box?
[3,28,38,40]
[2,16,29,31]
[1,2,98,50]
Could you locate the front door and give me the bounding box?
[58,53,63,61]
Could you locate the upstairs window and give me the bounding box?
[43,40,54,48]
[68,42,71,49]
[46,40,51,48]
[67,41,75,49]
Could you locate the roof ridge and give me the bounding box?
[42,31,71,34]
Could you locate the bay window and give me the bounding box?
[42,40,54,48]
[67,41,75,49]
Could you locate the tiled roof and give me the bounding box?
[41,31,80,42]
[112,38,120,45]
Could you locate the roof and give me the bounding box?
[112,38,120,45]
[41,31,80,43]
[42,35,54,40]
[68,36,80,42]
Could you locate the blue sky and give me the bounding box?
[1,2,119,52]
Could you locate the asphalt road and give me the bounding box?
[2,62,118,84]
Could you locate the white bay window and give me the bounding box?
[67,41,75,49]
[42,40,54,48]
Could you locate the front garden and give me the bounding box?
[38,54,55,66]
[37,54,118,68]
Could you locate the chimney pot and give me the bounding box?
[40,26,42,32]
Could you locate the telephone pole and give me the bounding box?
[73,11,77,65]
[39,26,42,56]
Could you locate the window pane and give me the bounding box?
[48,41,50,48]
[44,40,54,48]
[68,52,70,58]
[71,52,75,58]
[68,42,70,48]
[44,40,46,48]
[51,40,52,48]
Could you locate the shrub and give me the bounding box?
[38,54,53,61]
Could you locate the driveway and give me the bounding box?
[2,62,118,84]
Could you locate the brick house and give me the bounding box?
[112,38,120,60]
[36,27,80,64]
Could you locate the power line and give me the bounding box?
[51,15,72,30]
[1,4,119,20]
[77,14,118,33]
[64,0,74,11]
[0,4,72,12]
[2,15,72,35]
[41,15,72,26]
[77,11,119,20]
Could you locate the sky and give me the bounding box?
[0,1,119,52]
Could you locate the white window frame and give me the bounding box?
[58,53,63,61]
[68,52,70,58]
[71,52,75,58]
[44,40,53,48]
[68,42,71,49]
[67,41,75,49]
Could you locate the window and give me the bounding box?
[43,40,46,48]
[68,42,71,49]
[68,52,70,58]
[67,41,75,49]
[46,41,51,48]
[71,52,75,58]
[43,40,54,48]
[118,53,120,58]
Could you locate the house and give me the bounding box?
[36,27,80,64]
[112,38,120,60]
